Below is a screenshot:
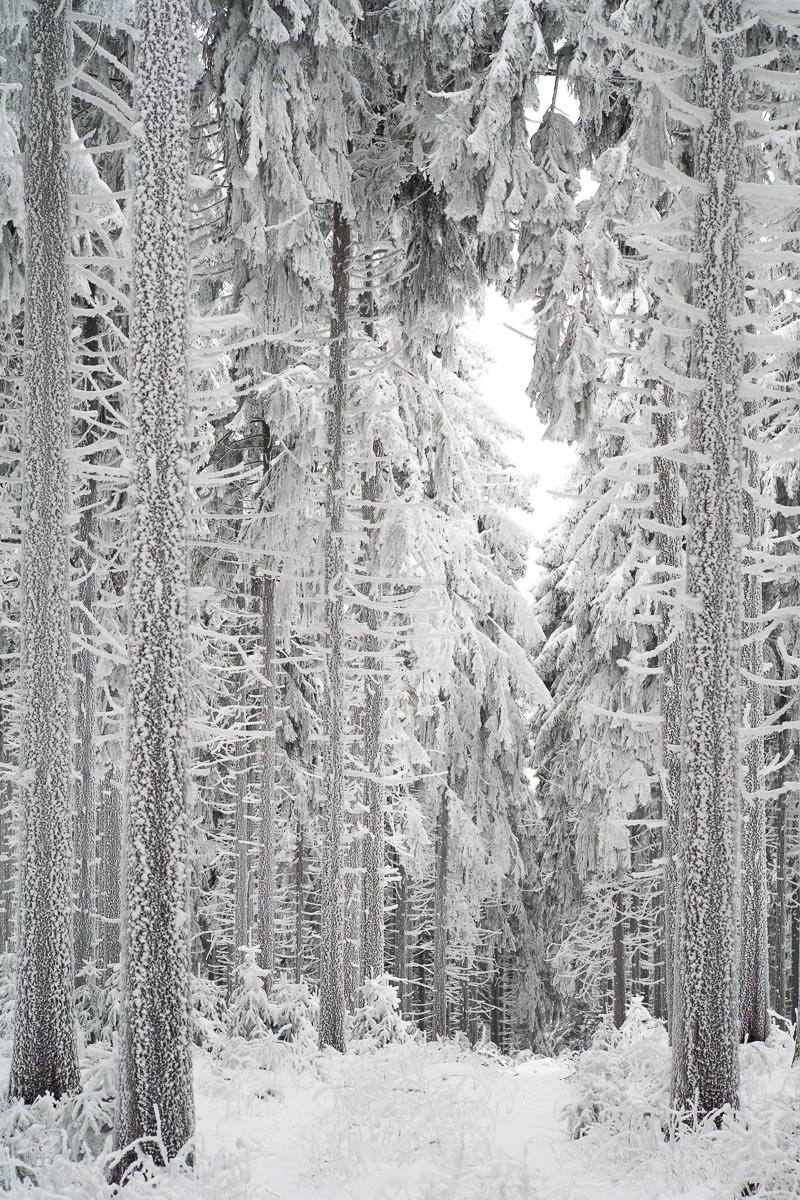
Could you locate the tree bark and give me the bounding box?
[395,864,410,1017]
[612,884,626,1029]
[671,0,745,1118]
[319,203,349,1052]
[361,452,385,981]
[432,791,449,1039]
[654,386,682,1036]
[295,820,305,983]
[114,0,194,1168]
[99,758,122,970]
[739,426,769,1042]
[9,0,80,1104]
[257,576,277,990]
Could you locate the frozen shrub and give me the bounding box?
[0,950,14,1038]
[63,1050,117,1159]
[227,947,273,1040]
[350,975,411,1049]
[191,971,226,1051]
[263,976,318,1046]
[564,996,670,1139]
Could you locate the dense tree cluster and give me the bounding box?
[1,0,800,1175]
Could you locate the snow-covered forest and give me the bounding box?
[1,0,800,1196]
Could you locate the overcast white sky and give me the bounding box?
[469,288,576,588]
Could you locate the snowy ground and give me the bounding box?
[1,1027,799,1199]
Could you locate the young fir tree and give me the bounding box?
[114,0,195,1169]
[8,0,81,1104]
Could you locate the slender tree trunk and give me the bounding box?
[257,576,277,990]
[672,0,745,1118]
[74,479,98,973]
[295,821,304,983]
[612,884,627,1029]
[654,385,682,1036]
[114,0,194,1168]
[361,455,385,981]
[9,0,80,1103]
[739,427,769,1042]
[319,203,349,1052]
[395,864,409,1016]
[432,791,449,1039]
[0,712,11,955]
[344,837,361,1008]
[234,724,249,959]
[99,759,122,970]
[774,777,787,1016]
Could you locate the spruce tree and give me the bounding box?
[114,0,195,1169]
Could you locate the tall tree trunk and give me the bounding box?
[258,576,277,990]
[344,837,361,1008]
[395,864,410,1017]
[654,384,682,1036]
[74,308,102,974]
[739,428,769,1042]
[99,759,122,970]
[319,203,349,1052]
[432,791,449,1039]
[612,884,627,1029]
[0,711,12,955]
[234,721,249,959]
[114,0,194,1168]
[361,455,385,981]
[295,820,304,983]
[9,0,80,1103]
[672,0,745,1118]
[774,774,787,1016]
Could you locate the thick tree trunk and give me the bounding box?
[319,203,349,1052]
[9,0,80,1104]
[671,0,745,1118]
[432,791,449,1039]
[739,431,769,1042]
[257,576,277,990]
[654,386,682,1036]
[114,0,194,1168]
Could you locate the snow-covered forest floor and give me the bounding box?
[2,1007,799,1200]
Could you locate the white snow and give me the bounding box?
[3,1029,794,1200]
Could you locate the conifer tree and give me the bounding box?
[114,0,195,1168]
[9,0,81,1105]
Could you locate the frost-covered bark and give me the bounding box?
[739,428,768,1042]
[654,388,682,1034]
[74,313,102,973]
[432,791,449,1039]
[9,0,80,1104]
[99,761,122,970]
[361,457,386,982]
[319,203,349,1052]
[671,0,745,1118]
[612,884,626,1029]
[257,576,276,991]
[114,0,194,1168]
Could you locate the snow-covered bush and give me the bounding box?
[565,997,670,1139]
[0,1092,68,1190]
[74,962,121,1047]
[63,1050,117,1159]
[263,976,318,1046]
[191,971,226,1051]
[0,950,14,1037]
[227,947,272,1040]
[350,975,411,1049]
